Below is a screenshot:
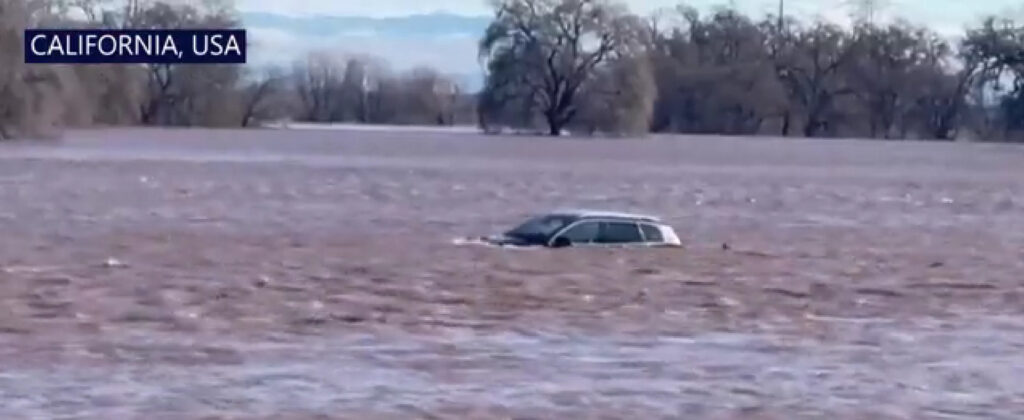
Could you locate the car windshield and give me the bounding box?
[505,215,575,241]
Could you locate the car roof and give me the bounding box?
[547,209,663,222]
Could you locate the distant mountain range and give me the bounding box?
[242,12,491,38]
[242,12,489,90]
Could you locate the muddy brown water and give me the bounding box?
[1,128,1023,418]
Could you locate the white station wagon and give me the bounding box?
[480,210,682,248]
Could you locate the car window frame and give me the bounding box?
[549,218,636,246]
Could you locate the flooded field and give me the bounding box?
[1,128,1023,418]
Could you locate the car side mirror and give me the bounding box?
[551,236,572,248]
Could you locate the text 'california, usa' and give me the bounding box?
[24,29,246,64]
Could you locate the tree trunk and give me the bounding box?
[546,112,563,136]
[548,122,561,136]
[240,100,257,127]
[803,119,818,137]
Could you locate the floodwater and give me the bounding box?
[1,127,1023,418]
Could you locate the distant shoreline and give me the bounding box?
[25,124,1014,146]
[260,121,482,134]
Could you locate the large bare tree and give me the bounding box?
[478,0,643,136]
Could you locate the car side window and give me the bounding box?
[596,221,643,243]
[640,224,663,242]
[558,221,599,243]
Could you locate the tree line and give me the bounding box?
[4,0,1024,142]
[0,0,475,140]
[478,0,1024,141]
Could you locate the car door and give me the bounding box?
[551,220,600,246]
[594,220,643,246]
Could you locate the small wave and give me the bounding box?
[451,237,487,246]
[1,265,62,274]
[451,237,536,250]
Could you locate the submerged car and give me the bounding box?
[479,210,682,248]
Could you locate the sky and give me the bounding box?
[238,0,1024,29]
[238,0,1024,88]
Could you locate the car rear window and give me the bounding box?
[641,224,663,242]
[597,222,642,243]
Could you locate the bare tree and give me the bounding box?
[575,52,656,135]
[648,6,785,135]
[774,22,859,137]
[0,0,71,139]
[845,22,943,138]
[479,0,643,135]
[240,68,286,127]
[286,50,468,127]
[292,52,344,122]
[107,0,243,126]
[338,57,369,122]
[960,17,1024,141]
[398,67,458,125]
